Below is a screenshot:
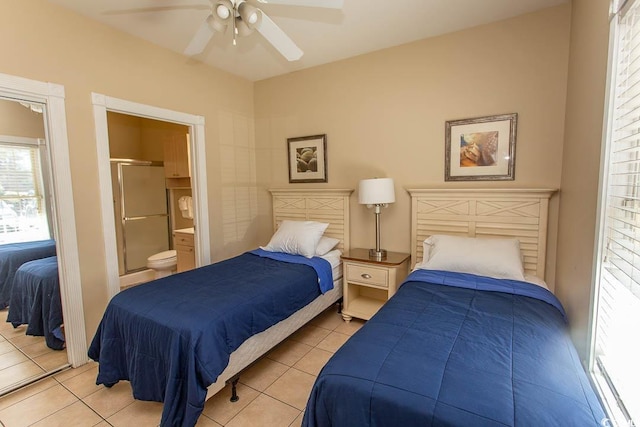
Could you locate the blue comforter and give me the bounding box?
[0,239,56,308]
[7,256,63,350]
[304,270,607,427]
[89,252,332,427]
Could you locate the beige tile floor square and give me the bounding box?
[292,348,333,376]
[264,368,316,411]
[0,305,364,426]
[266,340,313,367]
[0,308,69,396]
[238,358,289,392]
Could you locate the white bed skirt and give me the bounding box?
[205,278,343,399]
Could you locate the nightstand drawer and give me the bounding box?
[346,264,388,288]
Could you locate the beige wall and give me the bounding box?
[107,112,143,159]
[107,112,188,162]
[556,0,610,361]
[0,0,255,344]
[0,98,45,139]
[255,5,572,289]
[139,116,188,162]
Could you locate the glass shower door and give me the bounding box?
[120,163,169,273]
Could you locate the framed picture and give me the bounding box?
[445,113,517,181]
[287,134,328,183]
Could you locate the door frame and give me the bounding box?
[92,93,210,298]
[0,72,86,367]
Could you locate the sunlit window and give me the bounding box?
[0,142,51,244]
[593,1,640,425]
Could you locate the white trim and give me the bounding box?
[0,135,40,146]
[91,93,210,299]
[589,9,619,374]
[0,72,87,367]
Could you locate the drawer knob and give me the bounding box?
[361,273,372,279]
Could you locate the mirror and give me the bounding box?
[0,74,87,395]
[0,97,68,394]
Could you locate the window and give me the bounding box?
[593,1,640,425]
[0,139,52,244]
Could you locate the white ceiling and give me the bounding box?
[47,0,569,82]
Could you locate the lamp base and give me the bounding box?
[369,249,387,261]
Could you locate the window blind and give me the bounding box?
[0,143,50,243]
[594,0,640,424]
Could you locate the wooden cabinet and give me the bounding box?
[341,249,410,322]
[173,229,195,273]
[164,134,190,179]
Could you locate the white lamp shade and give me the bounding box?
[358,178,395,205]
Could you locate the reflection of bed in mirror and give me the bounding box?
[88,188,352,426]
[0,239,57,309]
[303,188,607,427]
[7,256,63,350]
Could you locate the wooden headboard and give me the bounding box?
[268,189,353,252]
[407,188,557,279]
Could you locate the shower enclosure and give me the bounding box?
[110,159,170,275]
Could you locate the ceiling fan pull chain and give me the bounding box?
[232,1,238,46]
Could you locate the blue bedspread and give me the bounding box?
[0,239,56,309]
[7,256,64,350]
[89,252,333,427]
[304,270,607,427]
[249,248,333,293]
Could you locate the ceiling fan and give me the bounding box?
[184,0,344,61]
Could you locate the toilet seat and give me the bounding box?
[147,250,177,269]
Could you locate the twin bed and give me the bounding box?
[7,256,64,350]
[0,239,56,309]
[89,189,352,426]
[88,188,607,427]
[0,239,63,350]
[303,188,606,426]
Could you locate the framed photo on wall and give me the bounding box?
[445,113,517,181]
[287,134,328,183]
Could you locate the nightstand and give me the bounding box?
[341,248,411,322]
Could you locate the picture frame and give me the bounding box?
[287,134,328,183]
[445,113,517,181]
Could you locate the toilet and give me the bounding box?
[146,250,177,279]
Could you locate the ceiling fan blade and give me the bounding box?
[184,15,215,56]
[102,5,210,16]
[256,13,303,61]
[257,0,343,9]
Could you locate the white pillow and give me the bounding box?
[315,236,340,256]
[261,220,329,258]
[416,235,525,281]
[524,274,549,290]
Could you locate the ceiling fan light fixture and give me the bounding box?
[215,0,233,20]
[238,2,262,28]
[209,13,228,33]
[235,17,254,37]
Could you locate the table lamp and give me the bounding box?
[358,177,395,260]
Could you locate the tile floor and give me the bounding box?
[0,309,69,396]
[0,306,365,427]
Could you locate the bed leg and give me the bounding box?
[337,298,343,313]
[230,378,239,402]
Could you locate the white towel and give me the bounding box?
[178,196,193,219]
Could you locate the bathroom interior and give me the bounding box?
[107,111,195,288]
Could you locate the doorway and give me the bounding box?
[0,73,85,395]
[92,94,210,298]
[107,112,193,286]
